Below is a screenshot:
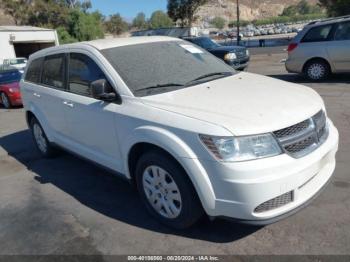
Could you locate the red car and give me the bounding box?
[0,67,22,109]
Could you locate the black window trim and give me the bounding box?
[40,53,67,91]
[301,23,337,43]
[24,57,44,85]
[66,52,120,104]
[333,21,350,41]
[24,51,122,105]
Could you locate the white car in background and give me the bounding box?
[2,58,27,72]
[20,36,338,229]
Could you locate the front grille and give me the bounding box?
[235,50,247,59]
[273,110,328,158]
[254,191,293,213]
[274,119,310,138]
[284,136,315,153]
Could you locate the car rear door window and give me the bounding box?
[68,53,106,97]
[302,25,333,42]
[25,58,42,83]
[334,22,350,41]
[41,54,65,90]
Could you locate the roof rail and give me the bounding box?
[307,15,350,26]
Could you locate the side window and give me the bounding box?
[41,54,65,89]
[334,22,350,41]
[68,53,106,96]
[302,25,333,43]
[25,58,42,83]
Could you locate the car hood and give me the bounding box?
[210,45,246,53]
[141,72,324,136]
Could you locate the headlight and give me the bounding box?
[246,49,250,56]
[224,52,237,61]
[199,134,282,162]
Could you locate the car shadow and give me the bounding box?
[268,73,350,84]
[0,130,261,243]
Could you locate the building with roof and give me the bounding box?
[0,26,59,63]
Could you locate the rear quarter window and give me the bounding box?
[302,24,333,43]
[25,58,42,83]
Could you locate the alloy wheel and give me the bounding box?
[307,63,325,80]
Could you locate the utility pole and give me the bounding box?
[236,0,240,46]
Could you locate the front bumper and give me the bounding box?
[227,57,250,70]
[187,120,339,224]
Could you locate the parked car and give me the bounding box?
[2,57,27,72]
[183,36,250,70]
[286,16,350,81]
[21,36,338,229]
[0,67,22,108]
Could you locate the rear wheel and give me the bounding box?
[1,92,11,109]
[304,60,330,81]
[30,117,57,158]
[135,150,203,229]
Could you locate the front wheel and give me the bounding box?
[135,150,203,229]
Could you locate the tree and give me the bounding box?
[319,0,350,16]
[1,0,105,42]
[132,12,148,29]
[282,0,323,17]
[149,10,173,29]
[167,0,208,27]
[68,10,104,40]
[104,14,129,36]
[210,17,226,29]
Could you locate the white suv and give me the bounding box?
[20,36,339,229]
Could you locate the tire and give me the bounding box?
[30,117,57,158]
[1,92,11,109]
[304,59,330,81]
[135,150,203,229]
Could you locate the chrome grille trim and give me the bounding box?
[254,191,294,213]
[273,110,329,158]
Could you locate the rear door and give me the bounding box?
[22,55,67,140]
[39,53,68,139]
[326,21,350,72]
[60,51,122,171]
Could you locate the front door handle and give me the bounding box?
[63,101,74,108]
[33,92,41,98]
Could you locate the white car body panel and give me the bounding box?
[20,36,339,224]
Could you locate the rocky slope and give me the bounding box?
[196,0,319,24]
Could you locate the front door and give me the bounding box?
[61,52,123,172]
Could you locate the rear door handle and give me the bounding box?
[33,93,41,98]
[63,101,74,108]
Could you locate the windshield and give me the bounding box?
[0,69,22,84]
[10,58,26,65]
[190,37,221,49]
[101,41,235,97]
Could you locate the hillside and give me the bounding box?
[196,0,319,24]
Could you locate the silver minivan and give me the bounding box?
[286,16,350,81]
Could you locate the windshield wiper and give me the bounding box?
[186,72,233,86]
[136,83,184,93]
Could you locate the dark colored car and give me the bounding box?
[0,67,22,108]
[183,36,250,70]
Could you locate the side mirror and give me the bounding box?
[91,79,119,102]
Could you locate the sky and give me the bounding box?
[91,0,167,20]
